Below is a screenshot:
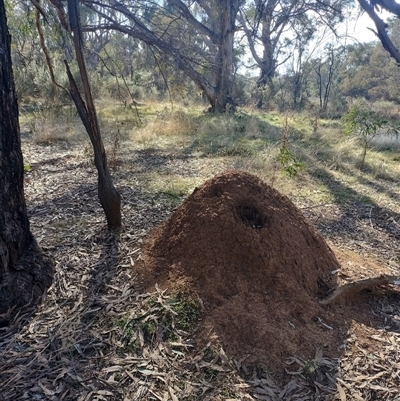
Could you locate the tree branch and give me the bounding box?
[82,2,216,99]
[357,0,400,64]
[167,0,217,42]
[374,0,400,17]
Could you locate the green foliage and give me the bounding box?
[277,145,304,177]
[342,104,389,138]
[339,43,375,99]
[171,293,203,332]
[115,292,202,353]
[6,0,400,114]
[300,358,319,378]
[341,103,400,168]
[339,25,400,104]
[277,116,304,177]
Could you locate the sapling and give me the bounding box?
[341,104,400,169]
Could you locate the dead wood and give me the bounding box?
[65,0,121,229]
[130,99,145,107]
[321,275,400,305]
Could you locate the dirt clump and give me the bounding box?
[141,171,346,373]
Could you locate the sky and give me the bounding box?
[239,6,392,75]
[344,8,392,44]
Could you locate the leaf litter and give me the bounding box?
[0,130,399,400]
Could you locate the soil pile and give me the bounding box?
[141,171,344,372]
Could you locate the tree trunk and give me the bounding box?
[169,0,239,112]
[257,6,277,90]
[211,0,240,112]
[67,0,121,229]
[0,0,54,322]
[238,0,277,91]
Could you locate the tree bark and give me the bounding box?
[212,0,240,112]
[358,0,400,64]
[67,0,121,229]
[320,275,400,305]
[0,0,54,322]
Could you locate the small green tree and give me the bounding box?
[277,115,304,178]
[341,104,399,169]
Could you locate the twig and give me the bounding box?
[300,203,336,210]
[369,206,374,228]
[317,317,333,330]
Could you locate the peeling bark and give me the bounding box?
[66,0,121,229]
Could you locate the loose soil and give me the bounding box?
[141,170,392,374]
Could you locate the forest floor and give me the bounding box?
[1,102,400,400]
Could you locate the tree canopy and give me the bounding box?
[6,0,400,114]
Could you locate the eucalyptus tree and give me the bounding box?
[0,0,54,321]
[340,39,400,103]
[5,0,50,99]
[16,0,123,229]
[286,16,319,109]
[339,42,375,99]
[355,1,400,104]
[238,0,345,106]
[66,0,122,229]
[272,15,324,110]
[78,0,244,111]
[314,44,345,114]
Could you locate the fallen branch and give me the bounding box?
[320,275,400,305]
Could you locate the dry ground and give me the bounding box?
[1,103,400,400]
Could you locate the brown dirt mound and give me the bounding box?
[141,170,345,373]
